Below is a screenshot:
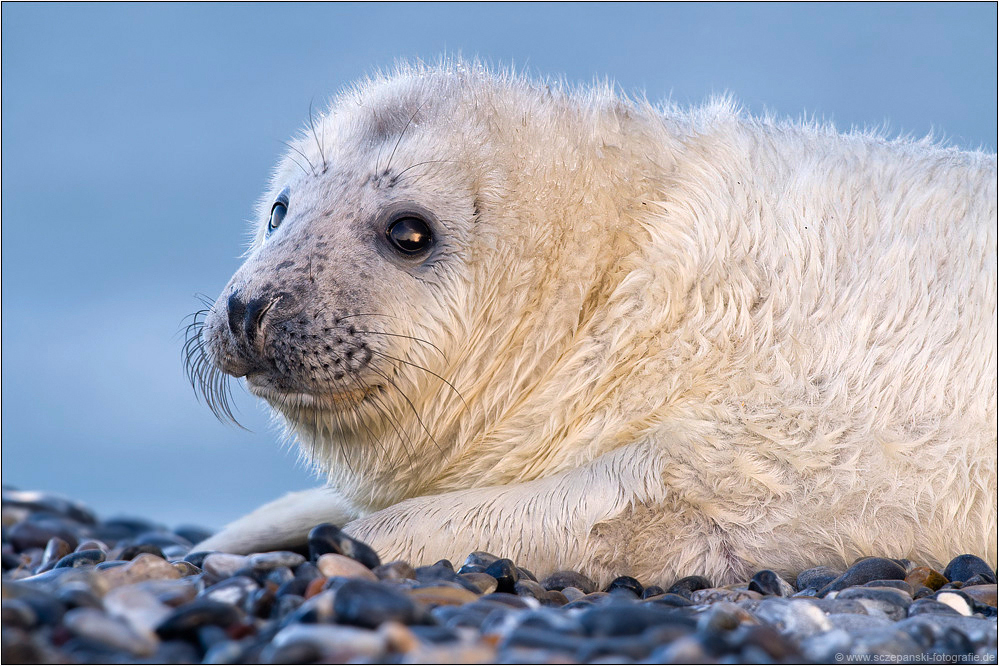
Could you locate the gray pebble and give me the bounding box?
[836,586,912,620]
[540,570,596,594]
[248,551,305,571]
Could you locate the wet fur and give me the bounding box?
[192,60,997,586]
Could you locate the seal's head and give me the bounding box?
[190,62,654,503]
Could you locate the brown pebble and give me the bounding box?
[316,553,378,581]
[407,585,480,606]
[99,553,181,589]
[379,621,420,653]
[906,566,948,591]
[461,572,498,594]
[961,584,998,607]
[304,576,328,599]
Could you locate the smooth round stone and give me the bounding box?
[103,584,172,634]
[461,572,498,594]
[847,628,923,658]
[307,523,381,569]
[203,575,259,606]
[99,553,181,588]
[753,598,832,638]
[271,622,388,658]
[276,576,312,598]
[540,570,596,594]
[373,560,417,581]
[561,586,585,602]
[544,589,569,607]
[944,554,997,584]
[643,592,694,607]
[906,566,949,591]
[54,549,105,569]
[202,553,249,578]
[461,551,500,569]
[334,579,419,628]
[170,561,201,577]
[64,606,158,657]
[605,575,643,597]
[961,584,998,608]
[40,537,72,568]
[647,635,710,663]
[316,553,378,581]
[499,626,578,654]
[749,569,795,597]
[795,565,841,591]
[517,567,538,582]
[478,592,533,609]
[264,566,295,587]
[56,582,103,610]
[379,620,420,653]
[835,586,912,620]
[248,551,306,571]
[862,578,913,593]
[118,544,165,561]
[908,598,964,617]
[579,602,697,637]
[155,599,242,638]
[826,612,893,633]
[100,517,164,538]
[696,600,757,632]
[2,489,98,525]
[514,579,549,601]
[9,518,79,552]
[407,585,479,606]
[483,558,519,593]
[690,587,762,604]
[1,598,38,629]
[935,591,973,616]
[641,585,666,599]
[456,563,486,575]
[816,558,906,596]
[294,560,322,580]
[666,575,711,598]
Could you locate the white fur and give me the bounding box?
[198,60,997,586]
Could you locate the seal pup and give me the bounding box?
[189,61,997,585]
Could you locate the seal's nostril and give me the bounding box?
[243,297,271,345]
[227,292,247,338]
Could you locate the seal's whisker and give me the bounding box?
[335,326,446,360]
[368,348,470,415]
[363,360,445,458]
[182,306,246,429]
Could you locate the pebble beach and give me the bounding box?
[2,488,996,664]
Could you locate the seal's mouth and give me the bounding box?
[245,374,379,411]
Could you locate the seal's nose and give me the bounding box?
[227,291,272,345]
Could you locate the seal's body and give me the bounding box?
[194,63,997,585]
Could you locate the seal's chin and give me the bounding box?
[245,374,377,412]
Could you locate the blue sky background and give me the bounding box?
[2,2,996,530]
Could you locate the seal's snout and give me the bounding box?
[226,291,272,346]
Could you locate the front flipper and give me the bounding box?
[342,443,666,583]
[193,486,361,554]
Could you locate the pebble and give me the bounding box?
[316,552,379,580]
[817,557,907,596]
[906,565,949,591]
[63,606,159,656]
[748,569,795,597]
[541,570,596,594]
[3,489,996,665]
[333,578,418,627]
[308,523,381,569]
[944,554,997,584]
[201,552,248,578]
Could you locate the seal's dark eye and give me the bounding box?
[268,201,287,233]
[386,216,433,255]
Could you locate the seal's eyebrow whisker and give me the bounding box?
[308,97,328,173]
[392,158,464,182]
[384,99,430,175]
[281,140,317,177]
